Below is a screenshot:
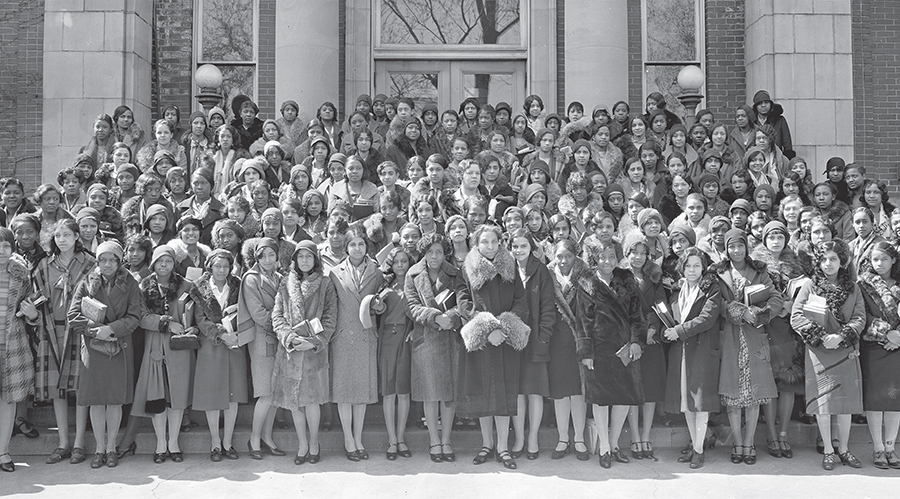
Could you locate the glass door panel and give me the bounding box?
[375,60,450,112]
[451,61,525,111]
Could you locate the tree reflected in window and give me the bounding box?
[380,0,521,45]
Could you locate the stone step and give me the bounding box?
[9,416,875,457]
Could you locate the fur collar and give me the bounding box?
[140,272,186,314]
[547,257,594,327]
[85,266,134,297]
[167,238,212,265]
[708,257,768,275]
[3,253,29,281]
[464,245,516,291]
[750,245,804,280]
[859,270,900,326]
[286,269,325,323]
[819,199,850,223]
[189,272,240,323]
[407,259,458,279]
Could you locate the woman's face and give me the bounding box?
[155,124,172,146]
[282,106,298,122]
[628,243,648,270]
[2,185,22,209]
[79,219,98,242]
[147,213,167,234]
[683,255,704,283]
[399,228,420,254]
[613,104,629,123]
[61,174,80,196]
[754,131,770,150]
[416,202,434,225]
[791,161,807,179]
[539,133,554,153]
[819,250,841,278]
[349,114,367,133]
[40,190,60,213]
[258,247,278,272]
[845,168,864,190]
[864,183,883,208]
[672,130,686,148]
[306,196,323,218]
[295,250,317,273]
[326,226,346,249]
[451,140,468,162]
[97,253,120,278]
[95,120,111,141]
[513,116,527,135]
[466,206,486,227]
[853,211,873,239]
[217,228,239,251]
[567,107,583,122]
[528,100,542,118]
[218,129,234,150]
[210,257,231,281]
[651,115,667,134]
[355,132,372,152]
[405,123,421,141]
[169,175,186,195]
[645,98,658,113]
[504,213,523,232]
[554,246,575,274]
[112,147,130,166]
[116,110,134,129]
[547,118,561,133]
[525,212,542,232]
[263,123,279,141]
[465,102,479,121]
[448,219,468,243]
[702,181,719,200]
[731,175,748,196]
[782,177,798,197]
[726,239,746,263]
[407,163,424,184]
[627,162,644,183]
[765,231,786,253]
[530,169,548,185]
[571,186,588,204]
[670,233,690,256]
[346,159,364,183]
[590,173,607,194]
[164,108,179,127]
[755,189,772,211]
[391,251,410,276]
[292,171,310,191]
[828,166,844,183]
[126,244,145,268]
[640,149,658,173]
[685,197,705,223]
[814,185,834,209]
[154,255,175,279]
[810,220,833,245]
[489,133,506,153]
[574,146,590,167]
[281,205,300,228]
[252,186,270,208]
[262,216,281,238]
[319,105,335,122]
[750,219,766,240]
[191,176,211,200]
[426,162,444,185]
[711,223,728,246]
[54,225,77,254]
[510,236,532,264]
[748,153,765,173]
[209,114,225,129]
[593,127,610,148]
[672,175,690,198]
[711,127,727,146]
[643,217,662,238]
[735,109,749,128]
[595,246,618,276]
[13,223,37,250]
[631,118,645,137]
[595,218,615,242]
[313,143,329,162]
[192,117,207,137]
[227,204,246,223]
[607,192,624,213]
[783,200,801,224]
[477,230,500,260]
[443,113,458,133]
[870,249,895,278]
[328,161,345,180]
[478,110,494,131]
[462,163,481,190]
[180,224,200,245]
[690,127,707,146]
[552,220,570,242]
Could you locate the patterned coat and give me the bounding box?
[0,255,35,402]
[237,262,282,398]
[328,257,384,404]
[271,270,338,408]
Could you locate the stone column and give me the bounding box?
[42,0,153,184]
[530,0,557,112]
[564,0,629,112]
[745,0,853,180]
[275,1,339,126]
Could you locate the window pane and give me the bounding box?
[219,65,255,123]
[201,0,255,62]
[645,65,694,121]
[646,0,696,61]
[463,73,513,107]
[388,73,438,111]
[380,0,520,45]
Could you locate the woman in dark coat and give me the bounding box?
[406,234,461,462]
[713,229,780,466]
[457,224,530,470]
[271,241,338,465]
[546,240,589,461]
[68,241,142,469]
[507,229,556,461]
[576,240,646,469]
[857,241,900,469]
[662,247,721,469]
[751,221,806,459]
[190,249,248,462]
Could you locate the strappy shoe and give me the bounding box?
[90,453,107,469]
[70,447,86,464]
[307,445,320,464]
[46,447,72,465]
[441,444,456,462]
[473,446,494,465]
[573,441,590,461]
[386,443,398,461]
[767,439,782,458]
[551,441,569,460]
[642,441,657,461]
[0,453,14,472]
[886,449,900,469]
[344,446,360,462]
[13,417,39,438]
[778,433,793,459]
[840,450,862,468]
[731,445,744,464]
[612,447,630,463]
[874,450,889,469]
[496,450,517,469]
[823,452,837,471]
[631,441,644,459]
[690,451,705,469]
[397,442,412,458]
[429,444,443,463]
[678,449,695,463]
[598,451,612,469]
[743,445,757,465]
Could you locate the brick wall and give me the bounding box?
[556,0,565,114]
[852,0,900,193]
[258,0,276,120]
[704,0,745,121]
[338,0,346,117]
[0,1,43,189]
[626,0,642,113]
[152,0,194,125]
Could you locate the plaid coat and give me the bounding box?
[32,251,96,401]
[1,254,35,402]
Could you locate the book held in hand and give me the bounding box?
[651,301,677,329]
[615,343,633,367]
[744,284,771,306]
[434,288,456,313]
[803,293,828,327]
[293,317,324,337]
[80,296,108,324]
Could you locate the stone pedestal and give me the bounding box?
[42,0,152,184]
[745,0,853,180]
[564,0,628,112]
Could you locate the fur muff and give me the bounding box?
[498,311,530,351]
[460,311,496,352]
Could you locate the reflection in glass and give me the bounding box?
[646,0,696,61]
[463,73,513,107]
[381,0,520,45]
[219,66,255,123]
[201,0,255,62]
[389,73,438,111]
[645,65,688,121]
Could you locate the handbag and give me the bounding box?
[88,337,121,358]
[169,296,200,350]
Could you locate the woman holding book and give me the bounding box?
[712,229,781,466]
[854,241,900,469]
[68,241,142,469]
[271,240,338,465]
[190,248,248,462]
[662,247,721,469]
[790,239,865,470]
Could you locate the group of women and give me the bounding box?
[0,89,897,475]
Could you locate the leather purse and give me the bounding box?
[170,330,200,350]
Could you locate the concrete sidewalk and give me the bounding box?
[3,446,900,498]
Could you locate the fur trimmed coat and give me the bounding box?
[0,255,35,402]
[663,273,722,413]
[575,267,647,406]
[271,270,338,408]
[711,258,780,404]
[455,246,530,417]
[68,266,142,406]
[237,262,282,398]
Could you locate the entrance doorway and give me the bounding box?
[374,60,526,113]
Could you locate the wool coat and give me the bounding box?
[0,255,34,403]
[237,262,282,398]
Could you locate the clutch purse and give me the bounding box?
[88,338,121,358]
[615,343,633,367]
[170,332,200,350]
